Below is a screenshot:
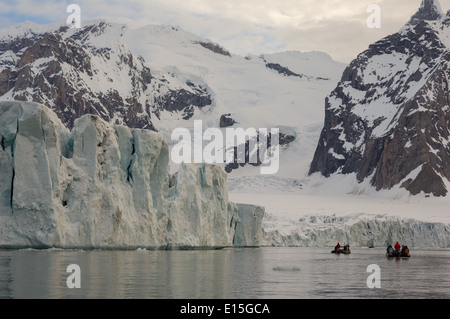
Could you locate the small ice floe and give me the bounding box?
[272,265,301,272]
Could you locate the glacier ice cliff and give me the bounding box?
[233,204,265,248]
[263,213,450,248]
[0,101,264,249]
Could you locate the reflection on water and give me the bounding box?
[0,247,449,299]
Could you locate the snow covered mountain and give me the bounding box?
[0,21,212,131]
[0,20,345,130]
[310,0,450,197]
[0,19,346,180]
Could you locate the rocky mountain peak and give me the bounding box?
[0,20,214,130]
[309,0,450,197]
[408,0,443,25]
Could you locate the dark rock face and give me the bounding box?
[153,85,212,120]
[408,0,443,25]
[220,114,236,128]
[0,21,213,130]
[266,63,303,78]
[225,132,295,173]
[0,31,154,130]
[264,61,330,81]
[309,0,450,197]
[193,41,231,57]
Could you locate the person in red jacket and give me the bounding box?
[394,242,401,252]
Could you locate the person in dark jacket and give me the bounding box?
[387,245,393,254]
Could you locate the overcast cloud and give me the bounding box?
[1,0,449,62]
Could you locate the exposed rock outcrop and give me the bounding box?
[225,131,295,173]
[193,41,232,57]
[219,114,236,128]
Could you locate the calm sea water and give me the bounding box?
[0,247,449,299]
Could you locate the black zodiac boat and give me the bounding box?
[386,251,410,258]
[331,245,351,254]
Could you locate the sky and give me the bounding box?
[0,0,449,63]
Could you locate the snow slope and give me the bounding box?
[118,22,347,180]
